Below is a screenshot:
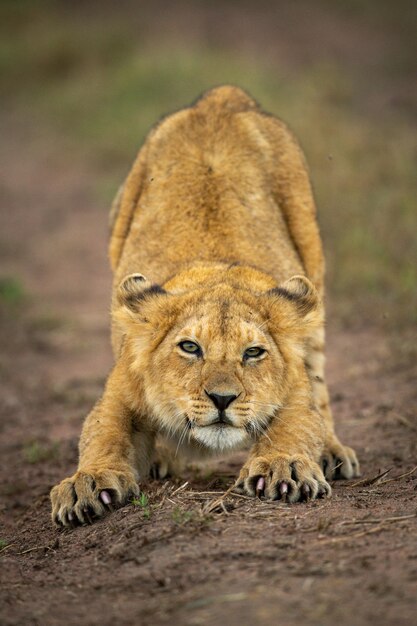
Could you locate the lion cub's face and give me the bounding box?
[116,272,320,454]
[147,304,286,452]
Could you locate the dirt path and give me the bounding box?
[1,121,416,626]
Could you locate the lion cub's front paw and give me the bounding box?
[321,436,360,480]
[235,454,331,503]
[50,468,139,527]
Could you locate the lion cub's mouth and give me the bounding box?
[190,418,248,452]
[204,412,235,427]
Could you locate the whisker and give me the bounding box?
[244,400,282,410]
[259,425,273,445]
[174,421,189,457]
[246,419,273,445]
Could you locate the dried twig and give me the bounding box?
[16,544,57,555]
[378,465,417,486]
[227,492,257,501]
[319,512,415,544]
[348,468,392,488]
[185,490,227,496]
[171,481,189,496]
[245,509,290,517]
[393,414,417,432]
[339,513,416,526]
[348,464,417,490]
[219,500,230,515]
[202,483,236,515]
[0,542,15,555]
[17,546,45,555]
[318,524,386,544]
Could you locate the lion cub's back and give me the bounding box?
[111,86,314,287]
[147,85,288,181]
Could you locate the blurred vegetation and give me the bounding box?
[0,276,26,306]
[1,0,416,327]
[23,440,59,464]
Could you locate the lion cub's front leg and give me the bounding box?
[235,380,331,502]
[50,367,153,527]
[305,328,360,480]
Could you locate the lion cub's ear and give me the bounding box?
[267,275,322,335]
[117,273,166,312]
[271,275,318,315]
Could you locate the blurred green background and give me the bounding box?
[1,0,416,328]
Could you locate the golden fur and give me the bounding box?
[51,86,359,526]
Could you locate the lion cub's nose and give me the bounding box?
[205,391,238,411]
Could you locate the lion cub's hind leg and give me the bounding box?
[305,327,360,479]
[149,440,185,480]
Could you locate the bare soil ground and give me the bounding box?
[1,2,416,625]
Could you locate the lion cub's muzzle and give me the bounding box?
[204,390,239,426]
[189,390,249,452]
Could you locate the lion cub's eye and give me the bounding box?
[178,341,202,356]
[243,346,266,360]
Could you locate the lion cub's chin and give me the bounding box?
[191,424,250,453]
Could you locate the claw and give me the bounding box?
[255,477,265,498]
[100,490,112,505]
[67,512,77,528]
[301,484,311,500]
[279,481,288,502]
[318,486,328,498]
[100,490,114,512]
[83,508,93,525]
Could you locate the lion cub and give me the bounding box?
[51,86,359,526]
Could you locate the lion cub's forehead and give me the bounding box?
[176,301,268,347]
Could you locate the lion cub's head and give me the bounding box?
[115,266,321,454]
